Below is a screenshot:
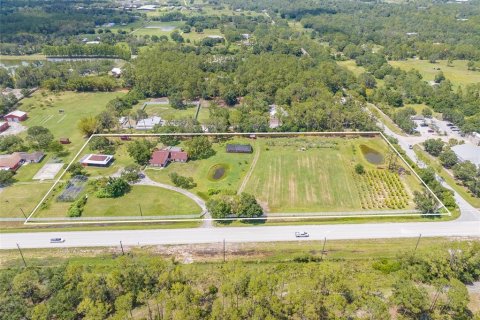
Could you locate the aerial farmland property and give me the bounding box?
[29,132,433,222]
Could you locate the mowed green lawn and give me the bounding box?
[18,90,125,160]
[146,138,255,197]
[0,183,53,218]
[34,185,201,218]
[389,59,480,89]
[244,138,362,212]
[244,136,421,213]
[82,185,201,217]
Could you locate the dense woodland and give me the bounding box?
[0,0,138,54]
[1,241,479,320]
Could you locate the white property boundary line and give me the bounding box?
[25,213,447,226]
[24,131,450,225]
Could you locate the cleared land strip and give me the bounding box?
[237,144,260,194]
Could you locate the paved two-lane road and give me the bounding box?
[1,221,479,249]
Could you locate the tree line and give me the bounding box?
[1,240,479,319]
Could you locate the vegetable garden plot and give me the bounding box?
[57,175,88,202]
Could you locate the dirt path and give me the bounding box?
[138,172,212,228]
[237,145,260,194]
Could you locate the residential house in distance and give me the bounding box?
[14,151,45,163]
[0,153,22,171]
[136,116,163,130]
[80,154,114,167]
[0,121,9,132]
[4,110,27,122]
[226,144,253,153]
[269,104,287,129]
[149,147,188,167]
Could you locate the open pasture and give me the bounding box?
[389,59,480,89]
[18,90,125,159]
[244,136,421,213]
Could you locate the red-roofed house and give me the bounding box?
[0,153,22,171]
[149,150,170,167]
[149,148,188,167]
[4,110,27,122]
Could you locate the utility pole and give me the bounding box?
[223,239,226,263]
[120,241,125,255]
[320,237,327,261]
[16,243,27,267]
[413,234,422,256]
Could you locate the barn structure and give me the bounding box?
[4,110,27,122]
[226,144,253,153]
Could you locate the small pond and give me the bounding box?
[208,164,229,181]
[359,145,384,165]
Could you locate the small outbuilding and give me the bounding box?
[226,144,253,153]
[136,116,163,130]
[80,154,114,167]
[59,138,71,144]
[0,121,9,132]
[4,110,27,122]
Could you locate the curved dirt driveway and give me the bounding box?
[137,173,212,227]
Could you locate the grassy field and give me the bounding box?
[18,90,125,160]
[148,135,424,213]
[0,54,46,61]
[389,59,480,89]
[0,182,53,218]
[244,136,421,212]
[146,137,255,197]
[136,103,199,121]
[131,21,184,37]
[337,60,385,87]
[82,185,201,217]
[0,236,470,267]
[337,60,367,77]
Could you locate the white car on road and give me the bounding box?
[295,232,309,238]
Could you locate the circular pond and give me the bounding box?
[359,145,384,165]
[208,164,229,181]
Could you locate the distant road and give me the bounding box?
[1,221,479,249]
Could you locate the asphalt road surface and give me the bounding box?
[1,221,479,249]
